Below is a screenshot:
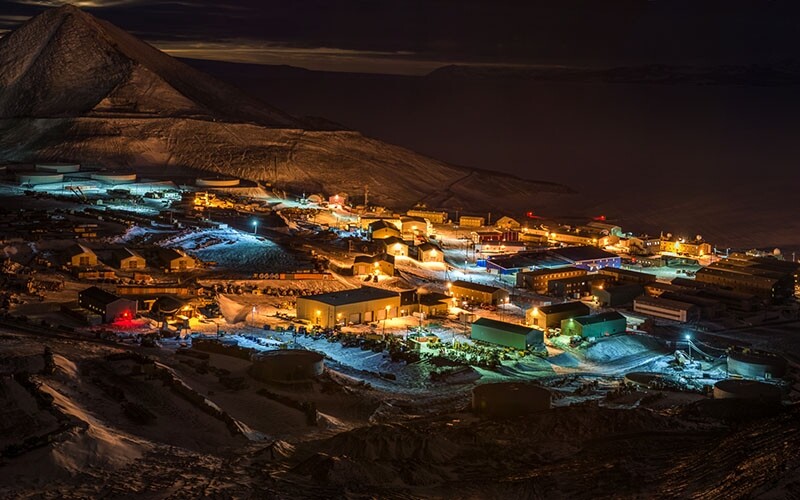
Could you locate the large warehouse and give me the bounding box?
[296,286,400,328]
[470,317,544,349]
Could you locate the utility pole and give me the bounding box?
[364,185,369,207]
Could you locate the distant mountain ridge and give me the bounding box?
[427,63,800,86]
[0,5,573,213]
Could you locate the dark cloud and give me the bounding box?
[2,1,800,73]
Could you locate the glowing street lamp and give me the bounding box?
[685,333,692,362]
[252,220,259,235]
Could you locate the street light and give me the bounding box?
[685,334,692,362]
[252,220,259,235]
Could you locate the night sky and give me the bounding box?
[2,1,800,74]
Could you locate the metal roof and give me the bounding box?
[473,317,535,336]
[302,286,399,306]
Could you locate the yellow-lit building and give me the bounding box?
[65,243,98,267]
[660,237,711,257]
[401,216,431,239]
[296,287,401,327]
[352,254,395,276]
[157,248,196,272]
[369,220,402,240]
[451,280,509,305]
[416,242,444,263]
[406,209,448,224]
[380,236,409,257]
[459,216,485,228]
[494,216,521,231]
[112,248,146,270]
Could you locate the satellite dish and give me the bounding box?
[773,248,781,256]
[696,234,702,241]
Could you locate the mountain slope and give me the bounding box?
[0,5,304,127]
[0,5,573,212]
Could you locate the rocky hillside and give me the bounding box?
[0,5,572,212]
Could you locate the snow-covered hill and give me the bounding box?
[0,5,573,213]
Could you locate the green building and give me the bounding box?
[471,317,544,349]
[560,311,627,339]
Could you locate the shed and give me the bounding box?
[352,253,395,277]
[560,311,627,339]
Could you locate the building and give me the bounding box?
[406,209,447,224]
[414,292,450,317]
[494,216,521,231]
[352,254,395,277]
[695,266,783,301]
[633,295,699,323]
[592,284,644,307]
[296,286,400,328]
[549,246,621,271]
[527,301,591,329]
[368,220,401,240]
[379,236,409,257]
[598,267,656,286]
[78,286,137,323]
[517,266,587,293]
[471,230,521,244]
[65,243,98,267]
[586,221,623,237]
[157,248,196,272]
[400,216,430,240]
[112,248,146,270]
[459,216,485,228]
[622,235,663,255]
[328,192,348,207]
[416,242,444,263]
[660,236,712,257]
[470,317,544,349]
[699,254,798,300]
[548,274,607,299]
[450,280,509,305]
[560,311,627,339]
[358,216,401,231]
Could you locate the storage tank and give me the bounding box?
[713,379,782,404]
[17,172,64,185]
[196,176,240,188]
[35,162,80,173]
[472,382,551,417]
[727,351,788,379]
[91,172,137,184]
[250,349,324,382]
